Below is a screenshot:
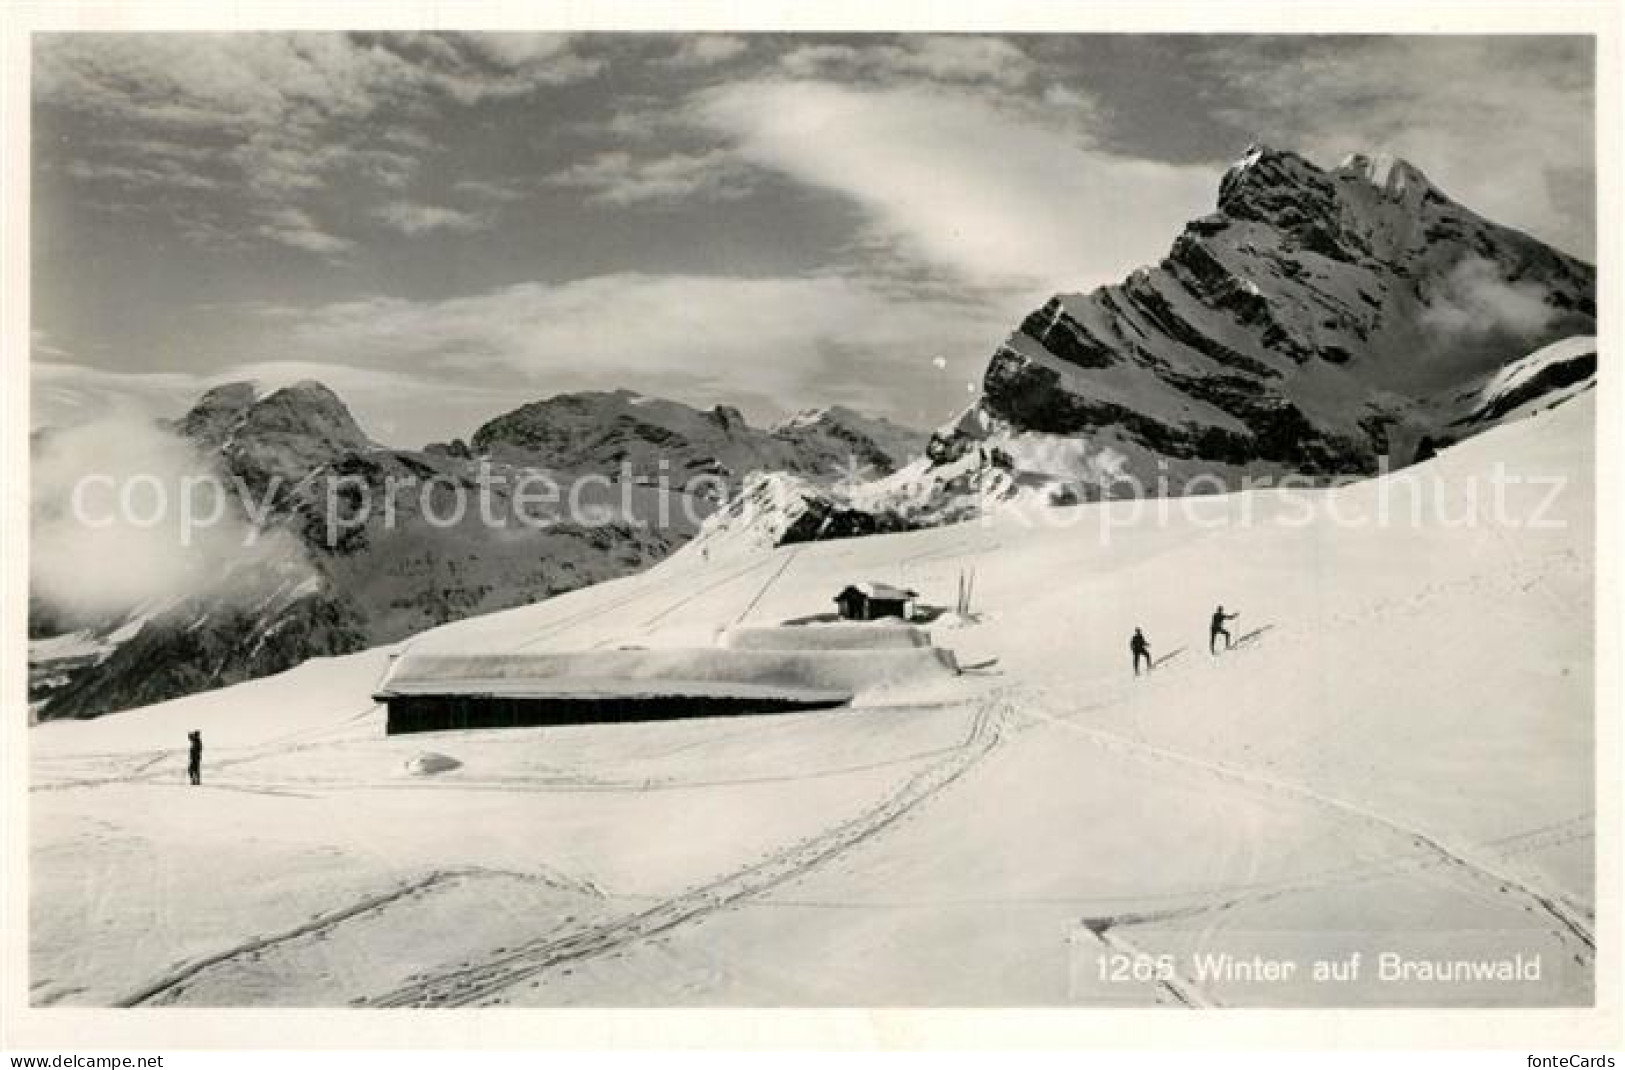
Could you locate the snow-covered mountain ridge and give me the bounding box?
[30,383,924,719]
[467,389,921,486]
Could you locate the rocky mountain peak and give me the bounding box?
[176,378,375,491]
[176,381,262,447]
[179,379,372,453]
[709,404,747,433]
[1335,151,1439,203]
[1213,144,1451,248]
[776,405,876,431]
[243,381,373,448]
[470,389,922,489]
[933,144,1596,492]
[1216,144,1333,215]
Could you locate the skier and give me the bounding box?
[1210,605,1239,654]
[187,730,202,786]
[1131,628,1152,677]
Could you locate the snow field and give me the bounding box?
[29,395,1597,1007]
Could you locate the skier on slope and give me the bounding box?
[1131,627,1152,677]
[187,730,202,786]
[1210,605,1239,654]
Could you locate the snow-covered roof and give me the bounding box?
[372,645,959,703]
[837,582,918,601]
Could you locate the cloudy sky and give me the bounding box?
[32,33,1595,445]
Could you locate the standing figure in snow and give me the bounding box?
[1131,628,1152,677]
[1210,606,1239,654]
[187,730,202,786]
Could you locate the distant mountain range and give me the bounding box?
[29,385,924,719]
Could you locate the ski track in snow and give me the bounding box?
[36,705,969,799]
[643,556,777,631]
[358,690,1014,1007]
[118,866,599,1008]
[730,547,803,626]
[507,554,772,652]
[217,741,968,797]
[50,692,981,1007]
[1084,925,1212,1009]
[30,705,384,794]
[1051,717,1596,960]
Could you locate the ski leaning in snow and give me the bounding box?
[1230,625,1276,651]
[1151,647,1186,671]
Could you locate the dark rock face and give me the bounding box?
[42,587,370,720]
[774,405,925,480]
[173,381,259,446]
[1467,351,1597,425]
[777,495,916,546]
[957,146,1596,488]
[176,381,375,498]
[710,405,746,433]
[1018,299,1119,370]
[424,438,472,459]
[686,469,926,561]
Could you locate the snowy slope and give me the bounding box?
[30,396,1596,1007]
[1453,335,1597,426]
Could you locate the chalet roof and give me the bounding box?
[835,582,918,601]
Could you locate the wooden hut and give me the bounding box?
[833,582,918,622]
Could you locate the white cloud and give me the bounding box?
[31,359,522,448]
[448,32,603,88]
[779,36,1037,89]
[371,201,490,235]
[547,150,755,206]
[36,34,414,136]
[243,273,1016,431]
[32,361,202,426]
[32,269,1017,443]
[1420,256,1559,339]
[33,32,601,253]
[454,33,573,67]
[659,35,750,68]
[452,179,526,203]
[31,329,72,360]
[694,79,1216,290]
[592,106,674,141]
[63,157,221,191]
[30,417,311,621]
[255,206,353,255]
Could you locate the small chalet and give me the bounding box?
[834,582,918,622]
